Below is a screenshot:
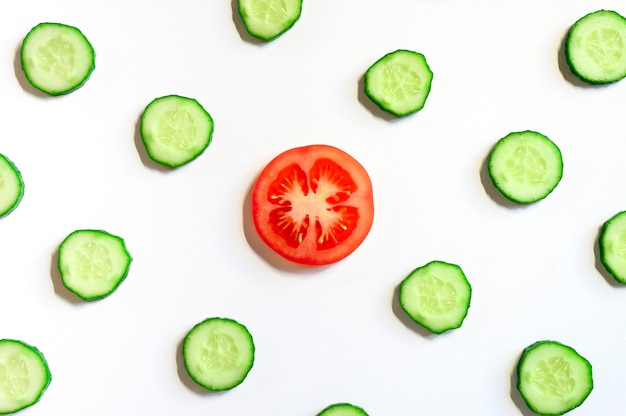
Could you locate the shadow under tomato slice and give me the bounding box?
[252,144,374,266]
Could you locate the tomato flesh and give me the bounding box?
[252,145,374,266]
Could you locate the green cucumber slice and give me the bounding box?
[58,229,132,301]
[599,210,626,283]
[398,260,472,334]
[517,340,593,416]
[140,95,214,168]
[565,10,626,84]
[0,154,24,219]
[0,339,51,415]
[238,0,303,41]
[317,403,369,416]
[488,130,563,204]
[183,317,255,391]
[364,49,433,117]
[20,22,95,95]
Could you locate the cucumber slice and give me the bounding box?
[0,154,24,219]
[599,210,626,283]
[58,229,132,301]
[0,339,51,415]
[488,130,563,204]
[517,340,593,416]
[398,260,472,334]
[182,317,255,391]
[565,10,626,84]
[317,403,369,416]
[20,22,95,95]
[140,95,214,168]
[238,0,303,41]
[364,49,433,117]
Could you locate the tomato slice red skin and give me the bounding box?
[252,144,374,266]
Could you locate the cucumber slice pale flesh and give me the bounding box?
[20,22,95,95]
[399,260,472,334]
[238,0,303,41]
[0,339,51,415]
[316,403,369,416]
[58,229,132,301]
[517,340,593,416]
[364,49,433,117]
[0,154,24,219]
[183,317,255,391]
[566,9,626,84]
[599,210,626,283]
[488,130,563,204]
[140,95,214,168]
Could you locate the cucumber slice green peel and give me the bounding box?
[238,0,303,41]
[0,339,51,415]
[140,95,214,168]
[58,229,132,301]
[565,10,626,84]
[488,130,563,204]
[517,340,593,416]
[20,22,95,95]
[364,49,433,117]
[316,403,369,416]
[399,260,471,334]
[599,210,626,283]
[183,317,255,391]
[0,154,24,219]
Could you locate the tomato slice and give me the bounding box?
[252,144,374,266]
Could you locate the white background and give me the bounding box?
[1,1,626,415]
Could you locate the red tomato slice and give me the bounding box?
[252,144,374,266]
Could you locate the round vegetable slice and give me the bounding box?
[0,339,51,415]
[565,9,626,84]
[140,95,214,168]
[399,260,472,334]
[58,229,132,301]
[488,130,563,204]
[517,340,593,416]
[182,317,255,391]
[251,144,374,266]
[0,154,24,219]
[20,22,95,95]
[317,403,369,416]
[364,49,433,117]
[238,0,303,41]
[599,210,626,283]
